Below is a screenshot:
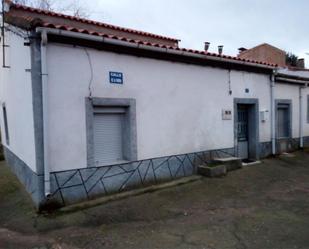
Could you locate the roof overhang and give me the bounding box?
[4,1,180,47]
[35,27,276,75]
[275,73,309,86]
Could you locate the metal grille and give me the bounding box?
[237,106,248,142]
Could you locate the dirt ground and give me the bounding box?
[0,151,309,249]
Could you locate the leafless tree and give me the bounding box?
[57,0,90,18]
[11,0,90,18]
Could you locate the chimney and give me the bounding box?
[204,42,210,52]
[238,47,247,54]
[218,45,223,55]
[296,58,305,69]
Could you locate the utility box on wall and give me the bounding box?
[260,110,269,122]
[222,109,232,120]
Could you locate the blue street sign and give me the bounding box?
[109,72,123,84]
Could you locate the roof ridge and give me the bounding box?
[7,0,180,42]
[5,1,276,67]
[240,43,285,55]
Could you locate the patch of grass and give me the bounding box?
[0,164,19,198]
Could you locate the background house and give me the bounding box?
[238,43,287,67]
[238,43,307,70]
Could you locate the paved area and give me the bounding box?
[0,151,309,249]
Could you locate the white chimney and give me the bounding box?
[218,45,223,55]
[204,42,210,52]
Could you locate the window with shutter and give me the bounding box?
[276,101,291,139]
[93,107,126,166]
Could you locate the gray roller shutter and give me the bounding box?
[277,105,289,138]
[93,108,125,166]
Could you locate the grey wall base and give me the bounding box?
[259,137,309,158]
[38,137,309,208]
[4,137,309,209]
[49,147,236,207]
[304,136,309,147]
[3,147,44,208]
[276,137,300,154]
[259,142,272,158]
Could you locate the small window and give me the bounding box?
[277,104,290,138]
[2,104,9,145]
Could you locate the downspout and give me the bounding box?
[271,71,276,155]
[299,86,303,148]
[40,30,50,197]
[299,84,308,149]
[1,0,10,68]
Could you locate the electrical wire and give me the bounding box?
[84,48,94,98]
[228,69,232,95]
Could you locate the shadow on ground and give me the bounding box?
[0,151,309,249]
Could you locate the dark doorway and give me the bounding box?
[237,105,249,159]
[234,99,259,161]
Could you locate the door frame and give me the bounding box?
[275,99,292,153]
[234,98,260,160]
[275,99,292,139]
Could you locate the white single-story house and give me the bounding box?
[1,1,309,209]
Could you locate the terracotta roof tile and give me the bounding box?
[7,1,179,42]
[4,1,277,68]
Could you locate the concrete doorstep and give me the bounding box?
[57,175,202,214]
[198,157,243,177]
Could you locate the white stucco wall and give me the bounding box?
[230,71,271,143]
[275,83,309,138]
[276,68,309,139]
[46,43,273,172]
[275,83,300,138]
[0,30,36,172]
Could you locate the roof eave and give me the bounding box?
[35,27,276,73]
[6,1,180,43]
[275,73,309,85]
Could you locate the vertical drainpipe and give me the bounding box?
[299,84,307,149]
[271,71,276,155]
[40,30,50,197]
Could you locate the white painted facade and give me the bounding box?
[1,34,309,174]
[275,82,309,137]
[46,43,275,172]
[0,30,37,172]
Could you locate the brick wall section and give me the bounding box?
[238,43,286,67]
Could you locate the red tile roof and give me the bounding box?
[7,0,179,43]
[39,22,277,67]
[5,1,277,68]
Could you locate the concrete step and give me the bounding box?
[213,157,242,171]
[197,164,227,178]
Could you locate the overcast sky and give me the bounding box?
[80,0,308,67]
